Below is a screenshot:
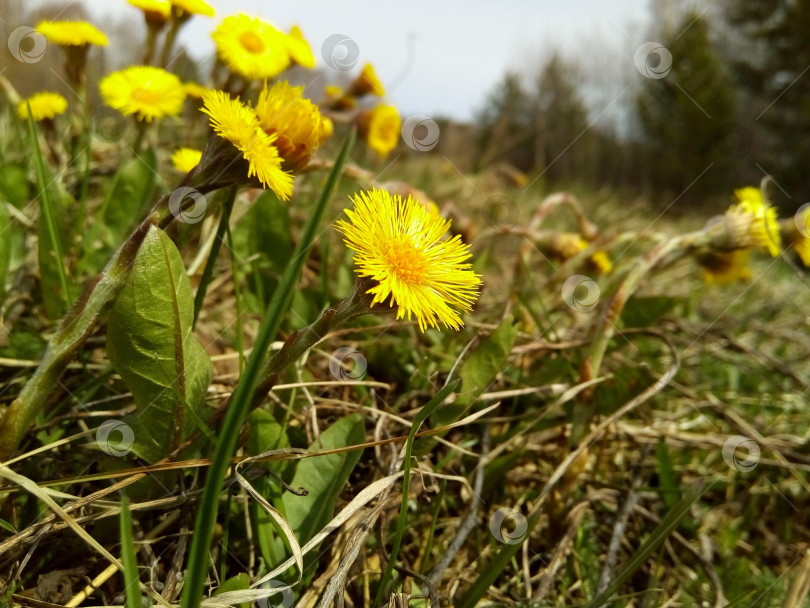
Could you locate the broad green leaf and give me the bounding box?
[620,295,679,328]
[106,226,213,463]
[246,409,292,568]
[281,413,365,544]
[213,573,250,608]
[432,316,517,427]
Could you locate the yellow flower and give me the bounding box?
[36,20,108,46]
[100,66,185,122]
[171,0,215,17]
[201,91,292,200]
[795,238,810,267]
[727,187,781,256]
[172,147,202,172]
[350,63,385,97]
[212,14,290,80]
[285,25,315,68]
[17,92,68,121]
[698,249,752,284]
[184,82,209,98]
[335,188,481,331]
[255,81,325,171]
[318,116,334,143]
[128,0,171,21]
[361,105,401,158]
[325,85,344,100]
[589,250,612,274]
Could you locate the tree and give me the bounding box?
[636,11,737,200]
[474,71,533,170]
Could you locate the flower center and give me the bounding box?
[239,31,265,54]
[385,238,427,285]
[132,88,160,105]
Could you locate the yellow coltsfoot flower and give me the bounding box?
[100,66,185,122]
[17,92,68,121]
[128,0,171,23]
[201,91,292,200]
[212,14,290,80]
[336,188,481,331]
[697,248,752,284]
[171,147,203,173]
[36,20,108,46]
[359,105,401,158]
[255,81,325,171]
[171,0,215,17]
[285,25,315,68]
[349,63,385,97]
[727,186,781,256]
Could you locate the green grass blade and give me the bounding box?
[119,492,142,608]
[180,129,355,608]
[26,108,72,309]
[193,186,236,326]
[374,379,461,605]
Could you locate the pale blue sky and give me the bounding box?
[79,1,652,121]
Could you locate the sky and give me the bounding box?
[47,0,653,122]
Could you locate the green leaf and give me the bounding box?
[432,316,517,427]
[213,573,250,608]
[0,518,17,534]
[281,413,365,544]
[620,295,679,328]
[655,437,679,510]
[106,225,213,463]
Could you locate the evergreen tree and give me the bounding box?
[636,11,737,200]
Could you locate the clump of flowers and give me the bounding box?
[336,188,481,331]
[17,92,68,121]
[255,81,326,171]
[212,14,291,80]
[100,66,186,122]
[201,90,292,199]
